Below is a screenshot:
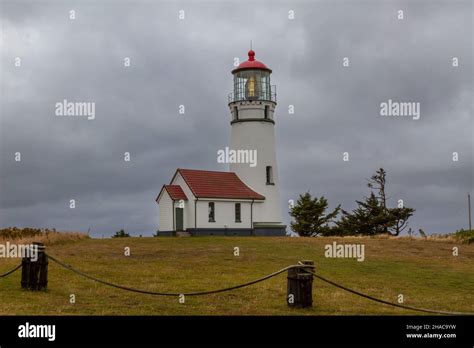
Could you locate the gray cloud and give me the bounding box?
[1,0,472,236]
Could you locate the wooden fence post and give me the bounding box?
[20,252,30,289]
[287,260,314,308]
[21,242,48,291]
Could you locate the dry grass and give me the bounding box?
[0,236,473,315]
[341,234,461,243]
[0,227,89,246]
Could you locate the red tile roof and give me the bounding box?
[164,185,188,201]
[175,169,265,200]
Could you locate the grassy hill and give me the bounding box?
[0,236,473,315]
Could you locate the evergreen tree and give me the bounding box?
[336,192,391,235]
[388,206,415,236]
[289,192,340,237]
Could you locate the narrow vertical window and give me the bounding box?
[264,105,269,119]
[235,203,241,223]
[234,106,239,120]
[208,202,215,222]
[266,166,273,184]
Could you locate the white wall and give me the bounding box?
[158,190,173,231]
[196,200,253,229]
[229,100,282,223]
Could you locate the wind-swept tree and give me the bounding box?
[367,168,388,209]
[367,168,389,233]
[336,168,415,236]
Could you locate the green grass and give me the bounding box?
[0,236,473,315]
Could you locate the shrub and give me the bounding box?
[112,229,130,238]
[453,229,474,244]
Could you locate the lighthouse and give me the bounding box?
[156,49,286,236]
[228,50,284,230]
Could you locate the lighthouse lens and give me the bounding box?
[246,76,257,98]
[233,70,270,102]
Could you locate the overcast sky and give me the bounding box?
[1,0,472,237]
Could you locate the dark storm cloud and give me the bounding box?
[1,0,472,236]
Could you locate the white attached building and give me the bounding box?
[156,50,286,236]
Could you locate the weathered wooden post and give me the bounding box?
[21,242,48,291]
[287,260,314,308]
[20,252,30,289]
[36,243,48,290]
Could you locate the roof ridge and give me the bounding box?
[178,168,236,174]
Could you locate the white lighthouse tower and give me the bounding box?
[228,50,285,235]
[156,49,286,237]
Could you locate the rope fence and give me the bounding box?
[48,254,307,297]
[297,262,474,316]
[1,246,473,316]
[0,264,21,278]
[47,255,474,315]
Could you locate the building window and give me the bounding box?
[264,105,269,119]
[234,106,239,120]
[266,166,274,185]
[208,202,215,222]
[235,203,241,223]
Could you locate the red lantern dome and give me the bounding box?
[232,50,272,74]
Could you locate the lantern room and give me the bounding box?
[229,50,276,103]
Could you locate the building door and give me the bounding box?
[175,208,184,231]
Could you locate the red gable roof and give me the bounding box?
[156,184,188,202]
[175,169,265,200]
[164,185,188,201]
